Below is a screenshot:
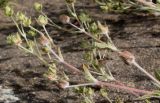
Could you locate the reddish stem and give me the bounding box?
[61,61,82,74]
[114,80,139,96]
[98,81,153,95]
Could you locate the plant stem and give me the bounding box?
[40,11,63,29]
[18,44,48,65]
[114,80,139,96]
[11,16,23,35]
[46,45,81,74]
[42,25,56,48]
[42,25,52,42]
[29,25,44,36]
[68,12,160,87]
[132,61,160,86]
[47,45,63,62]
[18,44,32,53]
[98,81,152,95]
[11,16,29,45]
[65,82,96,88]
[20,23,29,45]
[68,22,102,43]
[65,81,152,95]
[61,61,81,74]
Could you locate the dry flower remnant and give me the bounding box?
[119,51,135,64]
[59,15,70,24]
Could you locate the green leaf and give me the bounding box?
[79,12,91,23]
[83,64,97,82]
[93,42,118,51]
[100,88,108,97]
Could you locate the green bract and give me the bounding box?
[90,22,98,33]
[5,5,13,16]
[79,12,91,23]
[27,30,37,37]
[37,15,48,26]
[22,17,31,27]
[16,12,26,21]
[83,64,97,83]
[34,2,43,12]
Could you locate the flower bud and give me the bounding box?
[59,15,70,24]
[34,2,43,12]
[39,35,50,46]
[5,5,14,17]
[16,12,26,21]
[119,51,135,64]
[37,15,48,26]
[22,17,31,27]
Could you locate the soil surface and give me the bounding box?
[0,0,160,103]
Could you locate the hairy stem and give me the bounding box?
[98,81,152,95]
[132,61,160,86]
[29,25,44,36]
[61,61,81,74]
[68,22,102,43]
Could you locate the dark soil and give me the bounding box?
[0,0,160,103]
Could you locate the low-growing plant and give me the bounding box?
[4,0,160,102]
[95,0,160,14]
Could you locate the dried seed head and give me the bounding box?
[39,35,50,46]
[119,51,135,64]
[97,21,109,34]
[58,80,69,89]
[59,15,70,24]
